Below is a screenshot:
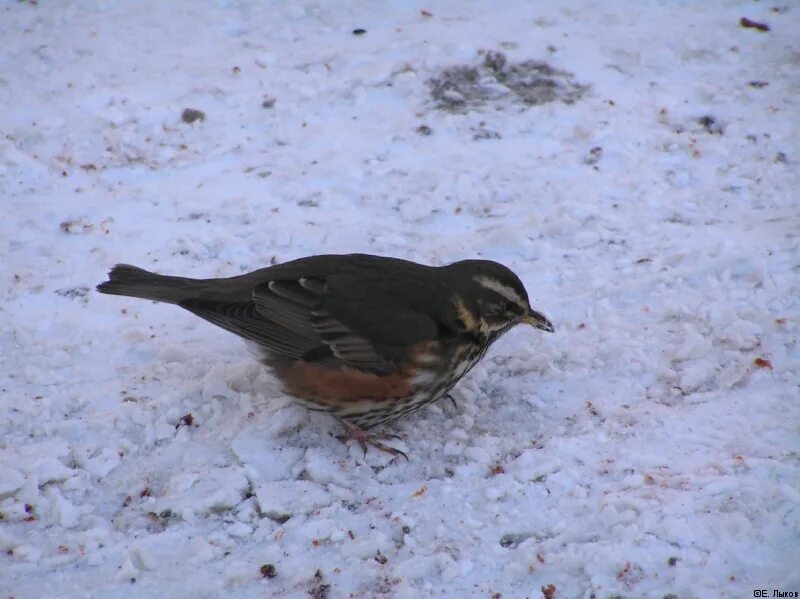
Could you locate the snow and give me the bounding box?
[1,0,799,597]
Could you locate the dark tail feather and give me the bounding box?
[97,264,204,304]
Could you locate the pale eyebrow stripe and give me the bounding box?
[473,276,524,306]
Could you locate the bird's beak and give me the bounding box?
[522,310,555,333]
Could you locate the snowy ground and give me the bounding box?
[2,1,799,597]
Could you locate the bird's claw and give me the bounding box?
[340,420,408,461]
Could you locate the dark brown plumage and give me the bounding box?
[97,253,553,455]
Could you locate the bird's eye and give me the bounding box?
[487,301,514,320]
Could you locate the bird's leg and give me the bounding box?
[339,420,408,461]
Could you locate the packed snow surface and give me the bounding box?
[1,1,799,597]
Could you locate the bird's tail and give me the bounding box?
[96,264,206,304]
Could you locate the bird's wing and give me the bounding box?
[180,256,444,374]
[254,269,443,373]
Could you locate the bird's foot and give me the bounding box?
[444,393,458,410]
[340,420,408,461]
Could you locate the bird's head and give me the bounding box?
[444,259,554,337]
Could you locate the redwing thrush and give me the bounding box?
[97,254,554,456]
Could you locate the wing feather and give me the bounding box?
[253,278,393,373]
[180,300,316,359]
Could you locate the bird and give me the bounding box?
[97,253,554,456]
